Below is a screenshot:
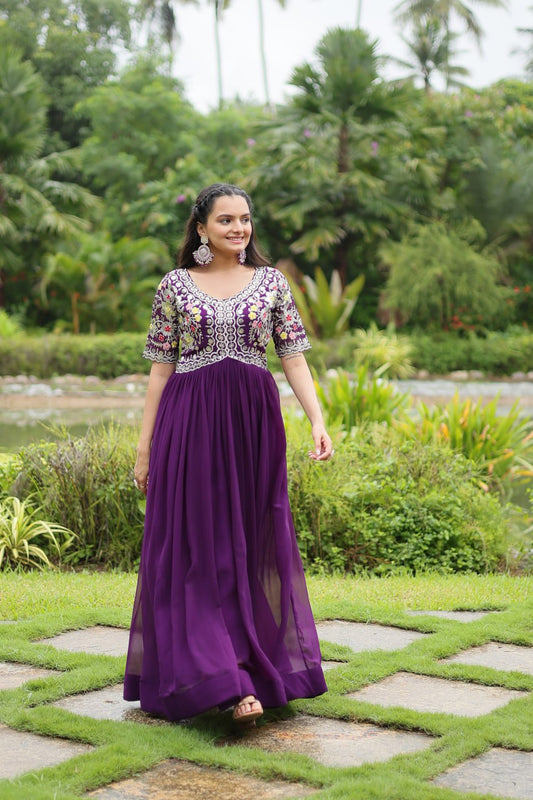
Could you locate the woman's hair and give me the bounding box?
[176,183,270,269]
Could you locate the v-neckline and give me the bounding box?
[182,267,262,303]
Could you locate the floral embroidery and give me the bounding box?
[143,266,310,372]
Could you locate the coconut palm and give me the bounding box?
[257,0,287,107]
[138,0,199,53]
[394,0,508,88]
[395,16,469,90]
[394,0,508,45]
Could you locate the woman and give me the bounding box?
[124,183,332,725]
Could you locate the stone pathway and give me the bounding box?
[347,671,528,717]
[87,760,318,799]
[0,615,531,799]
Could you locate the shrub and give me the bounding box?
[395,393,533,494]
[410,329,533,375]
[380,222,510,330]
[13,424,143,569]
[353,322,415,378]
[0,496,75,571]
[285,417,508,575]
[0,333,148,378]
[314,365,411,429]
[0,310,23,337]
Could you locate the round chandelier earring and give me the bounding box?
[193,235,214,266]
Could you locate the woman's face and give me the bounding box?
[198,195,252,260]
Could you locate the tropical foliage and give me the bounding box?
[0,495,75,570]
[396,394,533,495]
[286,267,364,337]
[380,222,511,330]
[0,1,531,337]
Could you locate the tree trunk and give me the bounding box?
[337,121,350,174]
[214,2,224,108]
[257,0,272,109]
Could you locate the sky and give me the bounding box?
[164,0,532,111]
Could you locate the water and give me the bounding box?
[1,378,532,453]
[0,407,142,452]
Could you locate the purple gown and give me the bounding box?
[123,266,327,720]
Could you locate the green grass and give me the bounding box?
[0,572,531,800]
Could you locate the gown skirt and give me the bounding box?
[123,356,327,720]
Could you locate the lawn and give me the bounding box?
[0,571,531,800]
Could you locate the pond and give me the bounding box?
[1,375,532,453]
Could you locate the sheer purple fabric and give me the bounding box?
[123,267,327,720]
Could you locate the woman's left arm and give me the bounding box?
[280,352,333,461]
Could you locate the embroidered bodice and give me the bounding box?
[143,266,311,373]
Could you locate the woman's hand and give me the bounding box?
[134,449,150,495]
[308,422,333,461]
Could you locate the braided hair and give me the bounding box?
[176,183,270,269]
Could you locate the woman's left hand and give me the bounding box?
[308,423,334,461]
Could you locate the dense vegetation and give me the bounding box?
[0,2,532,575]
[0,1,532,340]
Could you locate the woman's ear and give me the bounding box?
[196,222,206,239]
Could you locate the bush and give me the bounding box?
[285,416,508,575]
[5,417,512,574]
[0,333,148,378]
[314,365,411,429]
[410,329,533,375]
[0,495,76,571]
[395,393,533,494]
[12,424,143,569]
[380,222,510,330]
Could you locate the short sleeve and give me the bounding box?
[142,275,180,363]
[271,272,311,358]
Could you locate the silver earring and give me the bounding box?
[193,235,214,266]
[238,249,247,265]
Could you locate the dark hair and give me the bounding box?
[177,183,270,269]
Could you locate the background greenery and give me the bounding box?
[0,1,532,343]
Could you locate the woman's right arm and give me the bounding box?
[134,362,176,494]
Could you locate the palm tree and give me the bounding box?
[0,47,98,309]
[137,0,199,62]
[394,0,508,88]
[257,0,287,108]
[517,6,533,76]
[396,16,469,90]
[248,29,404,287]
[210,0,231,108]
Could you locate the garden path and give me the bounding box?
[0,611,531,799]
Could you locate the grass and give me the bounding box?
[0,571,531,800]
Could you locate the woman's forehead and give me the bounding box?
[210,195,250,217]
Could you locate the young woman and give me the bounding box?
[124,183,332,724]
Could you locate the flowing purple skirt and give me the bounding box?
[123,357,326,720]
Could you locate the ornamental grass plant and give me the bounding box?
[396,393,533,495]
[0,496,75,570]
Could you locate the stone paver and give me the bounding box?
[0,724,92,779]
[347,672,529,717]
[442,642,533,676]
[432,747,533,800]
[38,626,129,657]
[405,610,494,622]
[316,620,425,653]
[88,759,318,799]
[223,714,433,768]
[53,684,140,721]
[321,661,344,672]
[0,661,59,689]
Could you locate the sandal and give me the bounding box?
[232,695,263,724]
